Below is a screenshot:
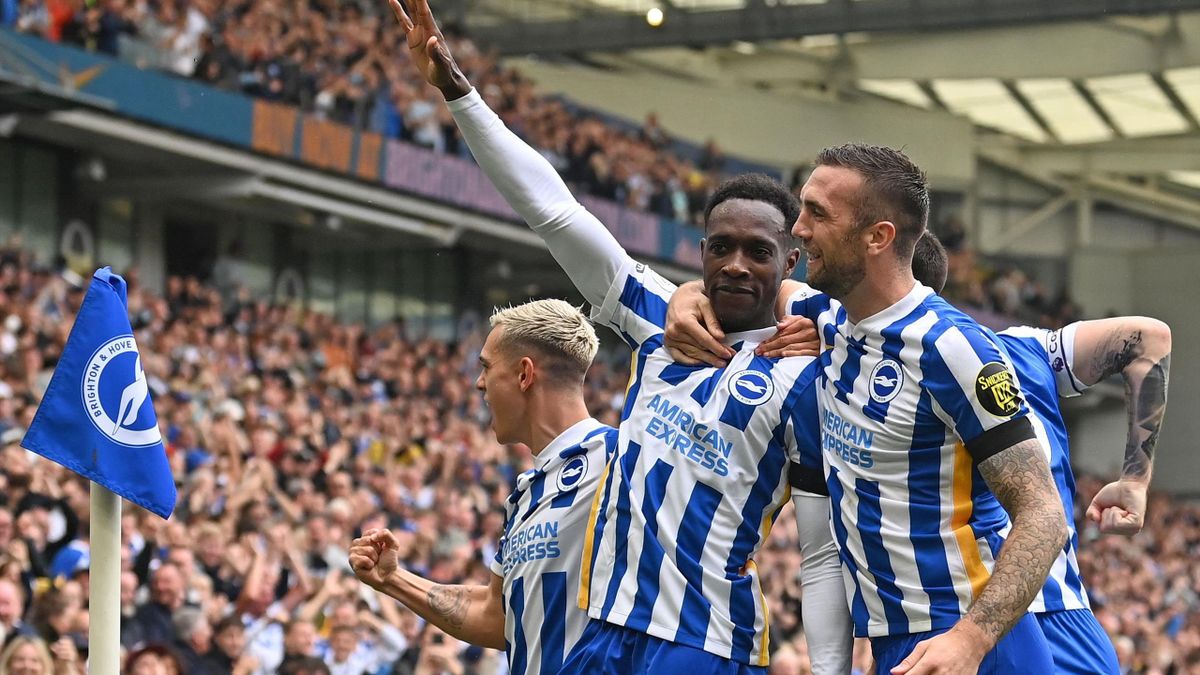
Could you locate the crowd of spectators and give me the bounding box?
[6,0,731,227]
[0,240,1192,674]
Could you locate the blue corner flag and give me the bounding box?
[22,268,176,519]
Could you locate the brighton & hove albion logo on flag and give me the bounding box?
[22,268,175,519]
[82,337,161,447]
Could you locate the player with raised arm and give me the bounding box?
[666,146,1070,674]
[349,299,617,675]
[380,0,852,671]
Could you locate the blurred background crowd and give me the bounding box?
[0,241,1190,675]
[7,0,731,228]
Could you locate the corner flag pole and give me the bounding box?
[89,484,122,674]
[19,268,177,672]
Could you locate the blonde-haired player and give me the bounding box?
[350,299,616,675]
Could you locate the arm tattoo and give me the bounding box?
[1093,330,1142,381]
[967,440,1066,645]
[1123,354,1169,481]
[1087,326,1169,481]
[427,585,471,629]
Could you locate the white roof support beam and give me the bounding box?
[987,192,1077,252]
[980,150,1200,234]
[1070,79,1126,139]
[1151,72,1200,131]
[663,14,1200,89]
[848,13,1200,81]
[1001,79,1061,144]
[510,56,978,185]
[987,136,1200,174]
[471,1,1200,58]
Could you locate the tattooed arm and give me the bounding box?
[968,441,1068,640]
[349,529,505,649]
[893,439,1067,674]
[1070,317,1171,534]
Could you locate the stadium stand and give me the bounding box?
[8,2,746,227]
[0,242,1190,674]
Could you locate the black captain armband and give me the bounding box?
[788,461,828,496]
[965,416,1037,465]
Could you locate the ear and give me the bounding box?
[699,238,707,257]
[517,356,536,392]
[783,247,801,278]
[865,221,897,256]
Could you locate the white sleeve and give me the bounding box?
[793,490,853,675]
[999,323,1088,398]
[1052,321,1087,398]
[445,89,632,309]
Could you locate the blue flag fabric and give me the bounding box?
[22,268,176,519]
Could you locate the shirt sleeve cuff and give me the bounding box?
[444,87,481,111]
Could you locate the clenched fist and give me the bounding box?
[349,528,401,590]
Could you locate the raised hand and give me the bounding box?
[349,528,401,590]
[386,0,471,99]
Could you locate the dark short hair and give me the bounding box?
[815,144,929,259]
[213,615,245,636]
[278,657,332,675]
[703,173,800,238]
[912,231,948,293]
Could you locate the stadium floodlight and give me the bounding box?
[646,7,664,27]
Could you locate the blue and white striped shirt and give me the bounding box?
[581,260,822,665]
[997,324,1091,613]
[788,282,1037,638]
[444,87,830,666]
[492,418,617,675]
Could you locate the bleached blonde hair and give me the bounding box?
[489,299,599,386]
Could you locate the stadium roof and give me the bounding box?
[462,3,1200,196]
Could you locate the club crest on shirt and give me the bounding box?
[869,360,904,403]
[975,362,1022,417]
[728,369,774,406]
[556,454,589,492]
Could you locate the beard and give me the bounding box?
[806,247,866,300]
